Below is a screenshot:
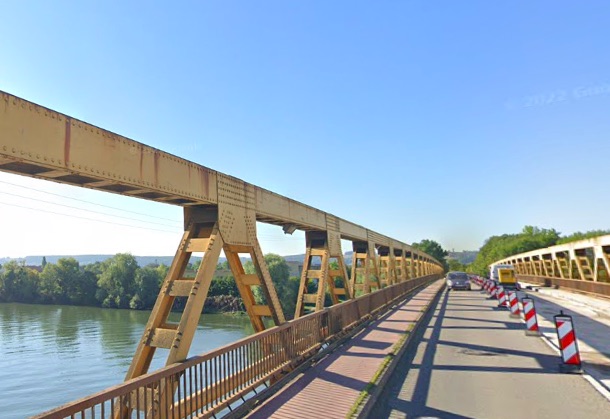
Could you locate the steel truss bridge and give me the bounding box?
[4,91,607,418]
[1,91,444,418]
[493,235,610,298]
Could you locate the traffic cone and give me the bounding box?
[554,311,583,373]
[522,297,540,336]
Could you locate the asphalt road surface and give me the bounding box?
[368,285,610,419]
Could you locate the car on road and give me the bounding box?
[446,271,471,291]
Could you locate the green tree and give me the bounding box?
[96,253,139,308]
[130,265,163,309]
[412,239,449,271]
[39,263,64,303]
[208,275,238,297]
[56,258,84,303]
[244,254,300,319]
[557,230,610,245]
[469,226,560,276]
[0,261,39,302]
[447,259,466,272]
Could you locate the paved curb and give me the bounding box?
[355,281,446,418]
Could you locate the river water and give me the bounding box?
[0,303,253,418]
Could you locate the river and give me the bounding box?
[0,303,254,418]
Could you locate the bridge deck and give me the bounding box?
[369,285,610,418]
[245,280,444,418]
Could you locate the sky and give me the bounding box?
[0,1,609,258]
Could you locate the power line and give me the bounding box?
[0,179,181,224]
[0,201,179,234]
[0,190,179,228]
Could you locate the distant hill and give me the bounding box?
[0,250,356,268]
[282,251,353,265]
[0,255,206,267]
[447,251,478,265]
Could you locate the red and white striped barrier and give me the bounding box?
[489,283,497,299]
[554,311,582,373]
[508,291,520,317]
[521,297,540,336]
[496,286,507,308]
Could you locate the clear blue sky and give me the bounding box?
[1,1,609,257]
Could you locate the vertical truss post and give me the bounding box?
[515,259,523,275]
[413,253,420,277]
[121,175,288,417]
[542,255,554,277]
[294,230,351,318]
[350,241,380,295]
[572,249,594,281]
[377,246,396,287]
[595,245,610,283]
[554,252,568,278]
[394,248,406,282]
[119,208,224,418]
[531,257,539,276]
[524,257,536,275]
[405,251,414,279]
[124,209,222,384]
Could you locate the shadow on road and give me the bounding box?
[368,289,562,418]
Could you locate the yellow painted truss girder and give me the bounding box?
[0,90,441,269]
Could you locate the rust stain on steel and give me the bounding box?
[139,148,144,180]
[201,168,209,198]
[64,118,71,166]
[153,151,160,186]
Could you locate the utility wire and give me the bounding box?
[0,190,178,228]
[0,201,179,234]
[0,179,181,224]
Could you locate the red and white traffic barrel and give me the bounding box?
[554,311,583,373]
[508,291,520,317]
[496,286,507,308]
[522,297,540,336]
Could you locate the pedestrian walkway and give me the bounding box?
[245,280,445,418]
[518,281,610,392]
[368,286,610,419]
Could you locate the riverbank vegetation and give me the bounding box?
[1,227,606,315]
[0,253,300,318]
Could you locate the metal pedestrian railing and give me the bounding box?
[32,274,439,419]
